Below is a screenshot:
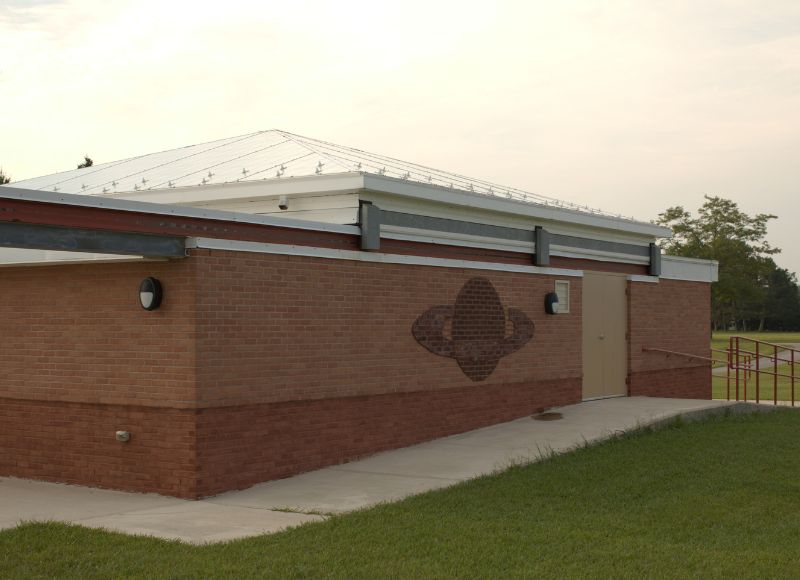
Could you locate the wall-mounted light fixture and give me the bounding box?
[544,292,559,315]
[139,277,163,311]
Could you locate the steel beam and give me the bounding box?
[649,243,662,276]
[534,226,551,266]
[0,222,186,258]
[360,202,381,251]
[382,211,532,242]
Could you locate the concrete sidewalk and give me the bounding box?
[0,396,750,544]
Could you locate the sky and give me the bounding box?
[1,0,798,273]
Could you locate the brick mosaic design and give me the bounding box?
[412,277,535,381]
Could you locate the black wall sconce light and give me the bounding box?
[139,277,163,311]
[544,292,559,315]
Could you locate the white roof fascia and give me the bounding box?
[362,174,671,239]
[362,190,656,246]
[628,274,660,283]
[661,255,719,283]
[101,173,366,206]
[0,248,155,267]
[0,186,360,236]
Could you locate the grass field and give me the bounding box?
[711,331,800,359]
[713,363,798,402]
[3,410,800,579]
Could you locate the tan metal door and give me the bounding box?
[582,271,628,400]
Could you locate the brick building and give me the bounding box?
[0,131,717,498]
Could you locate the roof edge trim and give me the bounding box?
[362,173,672,239]
[0,185,360,236]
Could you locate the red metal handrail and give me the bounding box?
[642,348,716,363]
[729,336,798,406]
[643,337,798,406]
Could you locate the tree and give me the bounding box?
[0,168,10,184]
[657,196,781,331]
[762,267,800,331]
[77,156,93,169]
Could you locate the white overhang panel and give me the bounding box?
[103,173,366,206]
[0,248,150,267]
[660,255,719,283]
[361,174,671,239]
[0,185,360,236]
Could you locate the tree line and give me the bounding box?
[657,196,800,331]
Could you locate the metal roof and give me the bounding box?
[6,129,641,222]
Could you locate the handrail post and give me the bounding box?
[744,350,748,402]
[726,347,731,401]
[756,342,760,404]
[735,336,740,401]
[790,349,794,407]
[774,348,779,405]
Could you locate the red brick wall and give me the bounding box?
[0,259,200,495]
[0,249,712,499]
[193,249,583,406]
[0,397,197,497]
[1,251,584,497]
[628,279,711,399]
[0,260,197,408]
[190,249,585,496]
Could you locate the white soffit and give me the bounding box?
[360,180,666,240]
[0,248,150,267]
[4,129,669,238]
[0,185,360,236]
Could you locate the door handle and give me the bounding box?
[598,334,605,340]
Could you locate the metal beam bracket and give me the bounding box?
[360,202,381,251]
[534,226,550,266]
[648,243,662,277]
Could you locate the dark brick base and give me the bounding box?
[1,378,581,499]
[196,377,581,497]
[0,397,197,498]
[629,366,711,399]
[2,369,714,499]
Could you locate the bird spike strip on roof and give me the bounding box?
[6,129,641,222]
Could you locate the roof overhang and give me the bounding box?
[0,185,359,235]
[51,172,671,239]
[96,173,365,206]
[0,185,361,266]
[361,174,671,239]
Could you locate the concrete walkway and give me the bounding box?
[0,397,750,544]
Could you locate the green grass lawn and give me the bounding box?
[711,331,800,360]
[3,410,800,578]
[713,363,799,402]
